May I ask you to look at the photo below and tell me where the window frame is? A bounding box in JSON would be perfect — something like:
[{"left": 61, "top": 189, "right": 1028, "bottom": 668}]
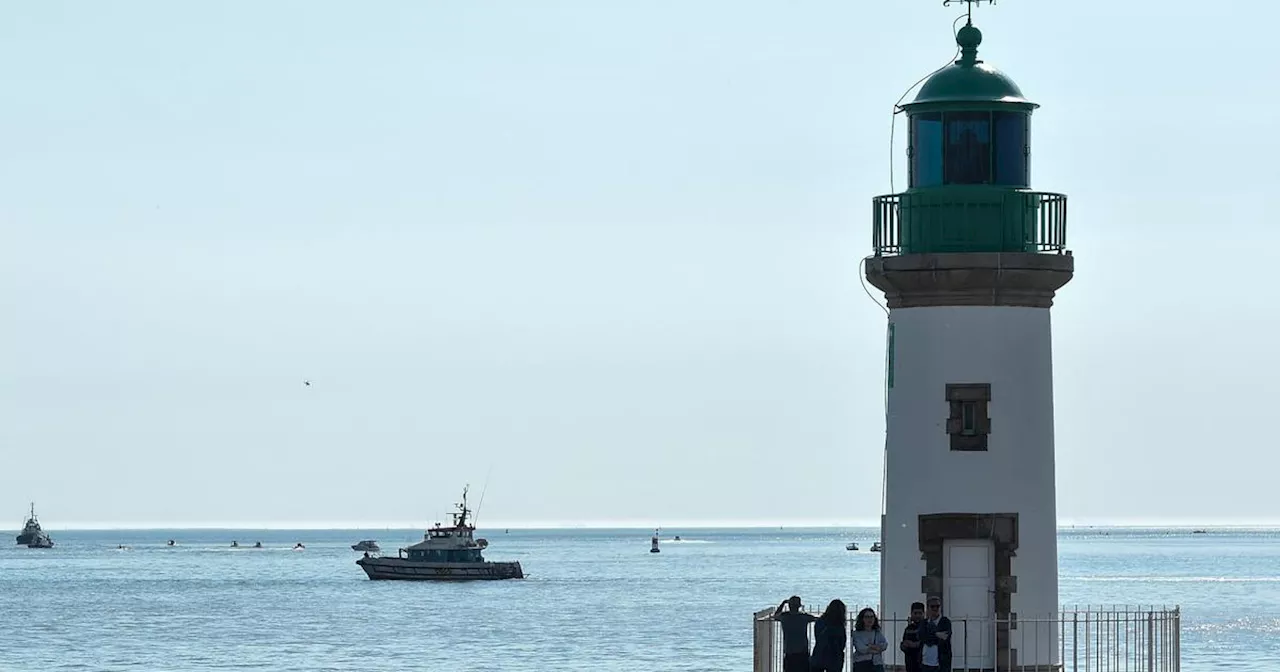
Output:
[
  {"left": 946, "top": 383, "right": 992, "bottom": 451},
  {"left": 907, "top": 110, "right": 1031, "bottom": 188}
]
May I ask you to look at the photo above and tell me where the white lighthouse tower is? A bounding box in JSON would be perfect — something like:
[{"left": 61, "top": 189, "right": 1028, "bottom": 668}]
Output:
[{"left": 866, "top": 5, "right": 1072, "bottom": 670}]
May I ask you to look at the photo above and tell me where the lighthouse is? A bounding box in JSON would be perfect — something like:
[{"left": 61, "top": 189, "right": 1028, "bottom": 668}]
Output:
[{"left": 867, "top": 5, "right": 1071, "bottom": 670}]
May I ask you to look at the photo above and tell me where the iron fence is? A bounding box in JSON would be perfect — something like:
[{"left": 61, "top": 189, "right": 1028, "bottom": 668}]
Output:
[{"left": 754, "top": 605, "right": 1179, "bottom": 672}]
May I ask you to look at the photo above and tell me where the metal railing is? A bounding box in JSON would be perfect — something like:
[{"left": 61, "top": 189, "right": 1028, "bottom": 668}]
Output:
[
  {"left": 872, "top": 190, "right": 1068, "bottom": 257},
  {"left": 754, "top": 605, "right": 1180, "bottom": 672}
]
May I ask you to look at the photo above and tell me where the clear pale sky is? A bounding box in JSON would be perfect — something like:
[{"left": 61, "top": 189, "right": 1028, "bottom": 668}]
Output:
[{"left": 3, "top": 2, "right": 1277, "bottom": 529}]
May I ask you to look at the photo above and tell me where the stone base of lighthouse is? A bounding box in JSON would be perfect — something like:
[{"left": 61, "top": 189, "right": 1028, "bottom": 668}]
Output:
[{"left": 868, "top": 252, "right": 1073, "bottom": 669}]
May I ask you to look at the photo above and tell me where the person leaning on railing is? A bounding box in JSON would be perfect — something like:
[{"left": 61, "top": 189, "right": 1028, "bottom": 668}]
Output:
[
  {"left": 850, "top": 608, "right": 889, "bottom": 672},
  {"left": 771, "top": 596, "right": 817, "bottom": 672}
]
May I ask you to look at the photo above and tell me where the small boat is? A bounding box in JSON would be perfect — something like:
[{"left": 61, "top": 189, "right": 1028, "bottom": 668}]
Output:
[
  {"left": 1191, "top": 529, "right": 1207, "bottom": 534},
  {"left": 356, "top": 485, "right": 524, "bottom": 581},
  {"left": 230, "top": 541, "right": 240, "bottom": 548},
  {"left": 15, "top": 503, "right": 43, "bottom": 546},
  {"left": 845, "top": 542, "right": 859, "bottom": 551},
  {"left": 870, "top": 542, "right": 883, "bottom": 553},
  {"left": 27, "top": 532, "right": 54, "bottom": 549},
  {"left": 293, "top": 543, "right": 306, "bottom": 551},
  {"left": 253, "top": 541, "right": 262, "bottom": 548},
  {"left": 351, "top": 540, "right": 381, "bottom": 552}
]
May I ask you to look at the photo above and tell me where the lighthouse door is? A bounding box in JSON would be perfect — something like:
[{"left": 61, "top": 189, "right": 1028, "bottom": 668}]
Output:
[{"left": 943, "top": 539, "right": 995, "bottom": 669}]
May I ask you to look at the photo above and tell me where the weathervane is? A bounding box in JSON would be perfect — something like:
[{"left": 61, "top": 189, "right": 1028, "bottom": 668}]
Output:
[{"left": 943, "top": 0, "right": 996, "bottom": 24}]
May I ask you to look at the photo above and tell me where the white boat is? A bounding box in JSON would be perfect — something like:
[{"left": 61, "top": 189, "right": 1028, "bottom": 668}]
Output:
[
  {"left": 845, "top": 542, "right": 859, "bottom": 551},
  {"left": 870, "top": 541, "right": 883, "bottom": 553}
]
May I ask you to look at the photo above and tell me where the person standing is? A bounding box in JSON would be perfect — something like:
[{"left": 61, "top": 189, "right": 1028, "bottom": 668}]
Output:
[
  {"left": 919, "top": 596, "right": 952, "bottom": 671},
  {"left": 899, "top": 602, "right": 926, "bottom": 672},
  {"left": 850, "top": 607, "right": 889, "bottom": 672},
  {"left": 809, "top": 599, "right": 848, "bottom": 672},
  {"left": 772, "top": 596, "right": 817, "bottom": 672}
]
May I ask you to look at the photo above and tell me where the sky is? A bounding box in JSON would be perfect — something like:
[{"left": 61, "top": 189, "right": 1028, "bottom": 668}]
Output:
[{"left": 3, "top": 1, "right": 1278, "bottom": 529}]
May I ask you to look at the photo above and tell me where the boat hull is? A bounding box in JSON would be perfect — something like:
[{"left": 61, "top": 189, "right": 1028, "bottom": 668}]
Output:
[
  {"left": 356, "top": 557, "right": 524, "bottom": 581},
  {"left": 16, "top": 532, "right": 38, "bottom": 545}
]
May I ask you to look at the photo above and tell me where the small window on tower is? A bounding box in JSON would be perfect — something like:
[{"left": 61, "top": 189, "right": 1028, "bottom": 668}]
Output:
[{"left": 946, "top": 383, "right": 991, "bottom": 451}]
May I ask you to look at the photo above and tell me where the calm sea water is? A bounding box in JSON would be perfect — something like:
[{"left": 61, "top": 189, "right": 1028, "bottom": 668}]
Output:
[{"left": 1, "top": 527, "right": 1276, "bottom": 671}]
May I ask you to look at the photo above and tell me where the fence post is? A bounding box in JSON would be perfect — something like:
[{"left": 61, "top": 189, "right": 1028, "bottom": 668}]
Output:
[
  {"left": 1174, "top": 609, "right": 1181, "bottom": 672},
  {"left": 753, "top": 609, "right": 774, "bottom": 672},
  {"left": 1152, "top": 609, "right": 1162, "bottom": 670},
  {"left": 1072, "top": 612, "right": 1078, "bottom": 672}
]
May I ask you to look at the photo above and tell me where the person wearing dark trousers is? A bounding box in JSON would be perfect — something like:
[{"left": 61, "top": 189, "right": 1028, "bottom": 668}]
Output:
[
  {"left": 899, "top": 602, "right": 926, "bottom": 672},
  {"left": 925, "top": 596, "right": 952, "bottom": 671},
  {"left": 809, "top": 599, "right": 848, "bottom": 672},
  {"left": 772, "top": 596, "right": 817, "bottom": 672}
]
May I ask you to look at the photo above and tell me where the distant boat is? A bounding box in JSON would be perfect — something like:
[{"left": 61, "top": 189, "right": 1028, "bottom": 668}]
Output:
[
  {"left": 356, "top": 485, "right": 524, "bottom": 581},
  {"left": 1191, "top": 529, "right": 1207, "bottom": 534},
  {"left": 15, "top": 503, "right": 43, "bottom": 546},
  {"left": 351, "top": 540, "right": 380, "bottom": 552},
  {"left": 27, "top": 532, "right": 54, "bottom": 549},
  {"left": 870, "top": 542, "right": 883, "bottom": 553},
  {"left": 845, "top": 542, "right": 859, "bottom": 551}
]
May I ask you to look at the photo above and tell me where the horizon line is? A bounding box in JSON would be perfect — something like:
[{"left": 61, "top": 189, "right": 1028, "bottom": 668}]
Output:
[{"left": 28, "top": 518, "right": 1280, "bottom": 531}]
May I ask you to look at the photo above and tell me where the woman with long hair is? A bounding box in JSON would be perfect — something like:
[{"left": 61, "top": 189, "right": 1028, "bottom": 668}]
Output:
[
  {"left": 808, "top": 599, "right": 847, "bottom": 672},
  {"left": 850, "top": 607, "right": 889, "bottom": 672}
]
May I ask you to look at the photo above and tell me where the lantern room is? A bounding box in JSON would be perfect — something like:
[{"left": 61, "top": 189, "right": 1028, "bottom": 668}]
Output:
[{"left": 872, "top": 21, "right": 1068, "bottom": 256}]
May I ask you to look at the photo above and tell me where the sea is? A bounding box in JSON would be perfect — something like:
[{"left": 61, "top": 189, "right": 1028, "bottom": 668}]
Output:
[{"left": 1, "top": 526, "right": 1275, "bottom": 671}]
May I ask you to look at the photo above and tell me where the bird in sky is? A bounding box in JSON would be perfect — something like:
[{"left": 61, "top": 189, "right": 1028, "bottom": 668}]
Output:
[{"left": 303, "top": 380, "right": 311, "bottom": 387}]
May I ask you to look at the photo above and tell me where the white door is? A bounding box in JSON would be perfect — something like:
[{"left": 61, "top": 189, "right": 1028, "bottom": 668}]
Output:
[{"left": 943, "top": 539, "right": 995, "bottom": 669}]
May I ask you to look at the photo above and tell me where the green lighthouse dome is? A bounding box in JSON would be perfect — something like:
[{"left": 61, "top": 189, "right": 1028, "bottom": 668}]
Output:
[{"left": 902, "top": 23, "right": 1037, "bottom": 110}]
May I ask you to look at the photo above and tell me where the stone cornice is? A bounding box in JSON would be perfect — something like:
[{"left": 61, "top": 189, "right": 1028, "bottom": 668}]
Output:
[{"left": 865, "top": 252, "right": 1074, "bottom": 309}]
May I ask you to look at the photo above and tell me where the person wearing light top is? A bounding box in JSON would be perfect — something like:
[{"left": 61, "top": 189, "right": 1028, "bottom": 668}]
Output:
[
  {"left": 919, "top": 596, "right": 952, "bottom": 672},
  {"left": 850, "top": 607, "right": 889, "bottom": 672}
]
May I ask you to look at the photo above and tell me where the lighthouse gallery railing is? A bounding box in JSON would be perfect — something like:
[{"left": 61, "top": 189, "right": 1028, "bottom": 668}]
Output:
[
  {"left": 872, "top": 190, "right": 1068, "bottom": 257},
  {"left": 753, "top": 606, "right": 1180, "bottom": 672}
]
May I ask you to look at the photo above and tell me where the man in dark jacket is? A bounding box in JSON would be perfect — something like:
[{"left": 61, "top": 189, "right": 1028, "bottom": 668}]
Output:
[
  {"left": 900, "top": 602, "right": 926, "bottom": 672},
  {"left": 921, "top": 596, "right": 953, "bottom": 671}
]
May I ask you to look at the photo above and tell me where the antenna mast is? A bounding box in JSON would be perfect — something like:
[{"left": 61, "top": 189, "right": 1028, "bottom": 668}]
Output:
[
  {"left": 474, "top": 466, "right": 494, "bottom": 528},
  {"left": 943, "top": 0, "right": 996, "bottom": 24}
]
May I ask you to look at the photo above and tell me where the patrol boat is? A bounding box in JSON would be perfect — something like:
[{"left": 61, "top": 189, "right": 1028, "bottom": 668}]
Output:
[
  {"left": 356, "top": 486, "right": 523, "bottom": 581},
  {"left": 15, "top": 503, "right": 43, "bottom": 546}
]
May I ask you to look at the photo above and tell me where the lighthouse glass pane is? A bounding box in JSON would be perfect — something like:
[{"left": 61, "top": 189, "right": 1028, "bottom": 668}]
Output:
[
  {"left": 911, "top": 114, "right": 943, "bottom": 187},
  {"left": 944, "top": 112, "right": 992, "bottom": 185},
  {"left": 993, "top": 112, "right": 1029, "bottom": 186}
]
